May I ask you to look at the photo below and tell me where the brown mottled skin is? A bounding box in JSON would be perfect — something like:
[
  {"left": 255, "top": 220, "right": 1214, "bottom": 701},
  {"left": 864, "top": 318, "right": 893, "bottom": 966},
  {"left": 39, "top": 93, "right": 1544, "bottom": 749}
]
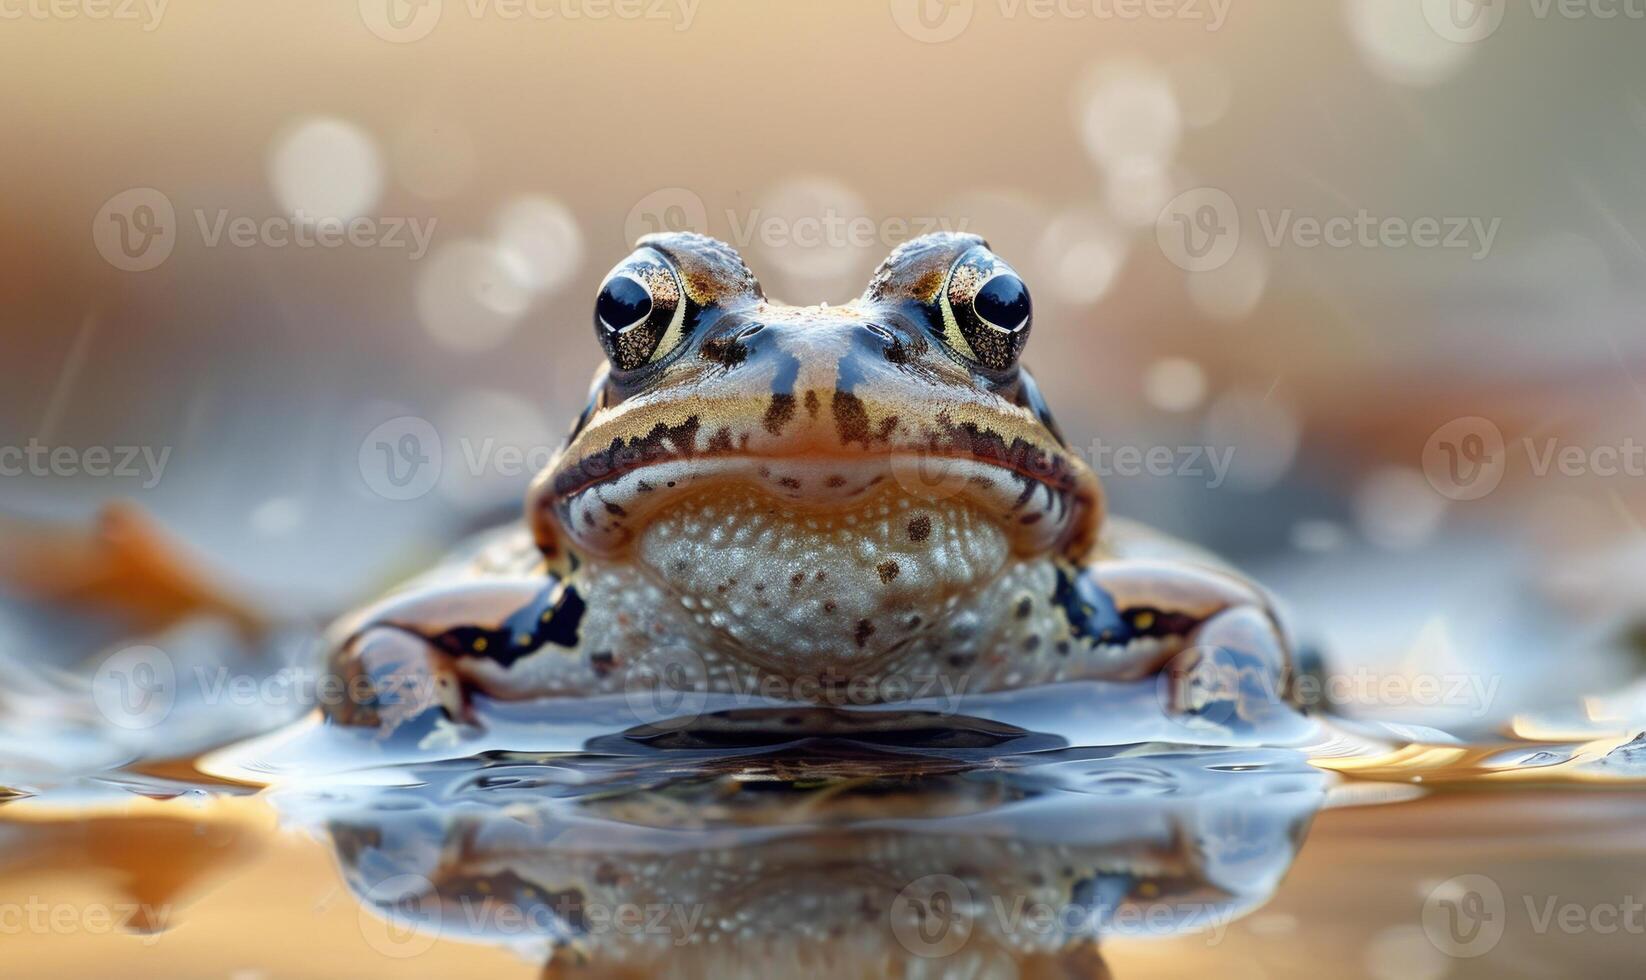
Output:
[{"left": 325, "top": 233, "right": 1292, "bottom": 735}]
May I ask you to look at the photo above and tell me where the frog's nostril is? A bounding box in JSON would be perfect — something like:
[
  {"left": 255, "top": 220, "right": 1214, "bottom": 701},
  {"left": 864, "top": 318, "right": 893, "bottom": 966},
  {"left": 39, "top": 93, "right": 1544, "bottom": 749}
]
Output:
[
  {"left": 864, "top": 323, "right": 894, "bottom": 343},
  {"left": 736, "top": 323, "right": 766, "bottom": 340}
]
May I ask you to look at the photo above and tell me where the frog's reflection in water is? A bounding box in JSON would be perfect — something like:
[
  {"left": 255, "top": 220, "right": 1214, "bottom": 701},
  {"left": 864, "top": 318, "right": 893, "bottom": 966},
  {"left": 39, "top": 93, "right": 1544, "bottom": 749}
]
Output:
[{"left": 311, "top": 732, "right": 1325, "bottom": 979}]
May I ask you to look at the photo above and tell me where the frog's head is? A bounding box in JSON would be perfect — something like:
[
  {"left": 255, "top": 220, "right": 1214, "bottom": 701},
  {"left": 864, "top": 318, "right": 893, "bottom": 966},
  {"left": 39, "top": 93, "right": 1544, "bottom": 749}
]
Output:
[{"left": 530, "top": 232, "right": 1101, "bottom": 612}]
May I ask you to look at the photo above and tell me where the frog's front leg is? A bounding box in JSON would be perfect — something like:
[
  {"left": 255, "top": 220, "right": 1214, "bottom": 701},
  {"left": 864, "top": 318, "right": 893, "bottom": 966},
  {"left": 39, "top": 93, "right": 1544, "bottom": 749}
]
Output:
[
  {"left": 1059, "top": 558, "right": 1294, "bottom": 718},
  {"left": 325, "top": 576, "right": 588, "bottom": 735}
]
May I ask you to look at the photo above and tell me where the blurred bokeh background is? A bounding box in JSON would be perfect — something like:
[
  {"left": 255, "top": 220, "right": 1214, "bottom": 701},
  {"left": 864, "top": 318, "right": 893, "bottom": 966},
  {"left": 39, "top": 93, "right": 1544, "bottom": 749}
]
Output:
[{"left": 4, "top": 0, "right": 1644, "bottom": 718}]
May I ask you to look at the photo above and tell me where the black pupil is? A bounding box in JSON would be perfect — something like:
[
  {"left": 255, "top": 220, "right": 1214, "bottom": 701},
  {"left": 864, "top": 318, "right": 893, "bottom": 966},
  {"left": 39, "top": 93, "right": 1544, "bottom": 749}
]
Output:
[
  {"left": 973, "top": 275, "right": 1030, "bottom": 332},
  {"left": 597, "top": 276, "right": 652, "bottom": 332}
]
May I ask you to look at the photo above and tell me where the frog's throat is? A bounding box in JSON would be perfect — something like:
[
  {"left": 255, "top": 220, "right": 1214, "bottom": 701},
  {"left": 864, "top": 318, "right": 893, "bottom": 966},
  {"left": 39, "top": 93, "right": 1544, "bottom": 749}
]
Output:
[{"left": 530, "top": 451, "right": 1101, "bottom": 566}]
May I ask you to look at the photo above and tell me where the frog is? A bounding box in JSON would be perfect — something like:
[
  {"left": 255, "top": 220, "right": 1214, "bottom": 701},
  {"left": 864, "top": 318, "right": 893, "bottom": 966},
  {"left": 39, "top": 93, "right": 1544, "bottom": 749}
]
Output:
[{"left": 326, "top": 232, "right": 1294, "bottom": 735}]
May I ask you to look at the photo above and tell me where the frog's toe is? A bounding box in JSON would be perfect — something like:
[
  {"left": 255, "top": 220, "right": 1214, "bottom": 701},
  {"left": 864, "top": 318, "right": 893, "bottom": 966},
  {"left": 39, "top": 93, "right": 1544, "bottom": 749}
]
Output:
[{"left": 327, "top": 626, "right": 467, "bottom": 735}]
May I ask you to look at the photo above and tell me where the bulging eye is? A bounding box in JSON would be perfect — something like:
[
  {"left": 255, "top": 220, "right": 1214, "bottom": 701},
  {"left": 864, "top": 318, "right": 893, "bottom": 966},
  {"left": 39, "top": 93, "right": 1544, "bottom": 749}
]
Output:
[
  {"left": 596, "top": 276, "right": 652, "bottom": 333},
  {"left": 938, "top": 247, "right": 1032, "bottom": 372},
  {"left": 973, "top": 274, "right": 1030, "bottom": 333},
  {"left": 592, "top": 249, "right": 686, "bottom": 372}
]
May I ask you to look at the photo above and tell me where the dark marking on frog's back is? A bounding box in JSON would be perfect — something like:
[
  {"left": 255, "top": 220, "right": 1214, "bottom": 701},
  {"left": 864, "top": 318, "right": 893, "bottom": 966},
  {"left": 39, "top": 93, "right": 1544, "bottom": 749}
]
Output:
[
  {"left": 698, "top": 334, "right": 748, "bottom": 367},
  {"left": 763, "top": 393, "right": 796, "bottom": 435},
  {"left": 832, "top": 391, "right": 871, "bottom": 446}
]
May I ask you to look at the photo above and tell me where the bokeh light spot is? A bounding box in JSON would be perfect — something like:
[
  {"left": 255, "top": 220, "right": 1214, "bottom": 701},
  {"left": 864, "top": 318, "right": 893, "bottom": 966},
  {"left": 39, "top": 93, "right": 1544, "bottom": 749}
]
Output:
[
  {"left": 416, "top": 239, "right": 532, "bottom": 352},
  {"left": 268, "top": 117, "right": 384, "bottom": 221}
]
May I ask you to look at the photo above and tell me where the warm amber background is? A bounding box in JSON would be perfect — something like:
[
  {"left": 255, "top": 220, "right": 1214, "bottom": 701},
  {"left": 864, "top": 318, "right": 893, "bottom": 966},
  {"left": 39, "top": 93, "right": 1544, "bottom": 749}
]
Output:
[{"left": 2, "top": 0, "right": 1644, "bottom": 704}]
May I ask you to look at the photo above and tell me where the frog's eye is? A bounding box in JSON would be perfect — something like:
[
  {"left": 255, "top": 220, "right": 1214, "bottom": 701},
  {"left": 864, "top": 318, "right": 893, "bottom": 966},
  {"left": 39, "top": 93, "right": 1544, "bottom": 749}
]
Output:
[
  {"left": 937, "top": 246, "right": 1032, "bottom": 372},
  {"left": 593, "top": 249, "right": 687, "bottom": 373}
]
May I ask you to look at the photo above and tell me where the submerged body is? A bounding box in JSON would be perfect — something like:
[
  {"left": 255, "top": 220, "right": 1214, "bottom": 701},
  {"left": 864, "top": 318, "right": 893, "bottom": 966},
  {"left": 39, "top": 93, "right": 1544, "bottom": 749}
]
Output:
[{"left": 328, "top": 232, "right": 1291, "bottom": 732}]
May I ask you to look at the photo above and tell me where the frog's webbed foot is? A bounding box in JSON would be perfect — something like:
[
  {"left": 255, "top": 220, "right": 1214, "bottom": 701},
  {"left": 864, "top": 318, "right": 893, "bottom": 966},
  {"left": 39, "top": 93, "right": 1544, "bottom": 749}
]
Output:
[{"left": 1065, "top": 559, "right": 1294, "bottom": 725}]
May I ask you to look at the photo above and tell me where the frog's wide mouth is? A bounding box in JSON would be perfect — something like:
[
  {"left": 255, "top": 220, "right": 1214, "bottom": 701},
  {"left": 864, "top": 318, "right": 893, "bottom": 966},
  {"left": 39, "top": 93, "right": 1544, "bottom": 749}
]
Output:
[{"left": 540, "top": 451, "right": 1097, "bottom": 560}]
